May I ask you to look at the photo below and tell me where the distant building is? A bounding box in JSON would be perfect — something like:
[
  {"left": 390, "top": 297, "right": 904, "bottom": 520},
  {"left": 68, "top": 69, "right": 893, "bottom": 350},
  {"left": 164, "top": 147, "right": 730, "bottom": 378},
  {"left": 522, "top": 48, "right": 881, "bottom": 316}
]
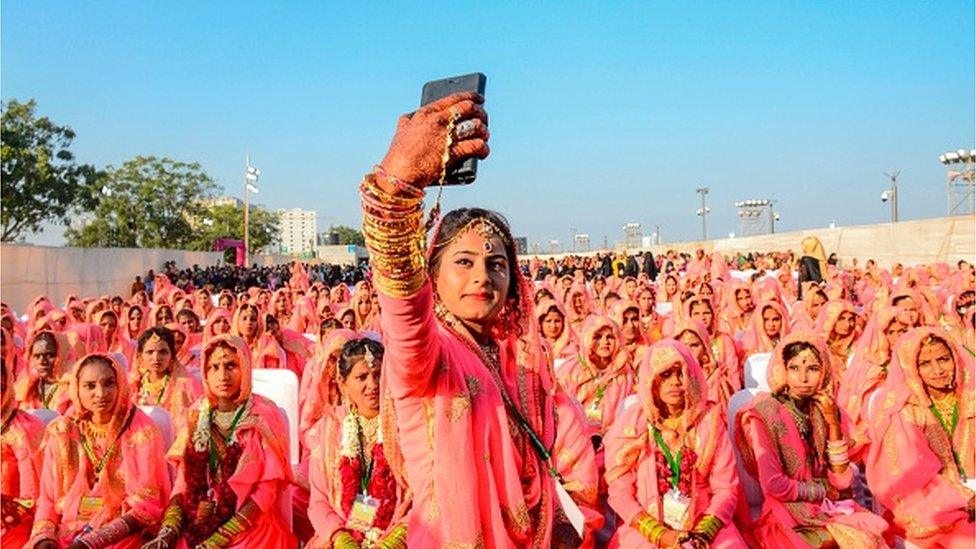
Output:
[
  {"left": 278, "top": 208, "right": 317, "bottom": 255},
  {"left": 203, "top": 196, "right": 244, "bottom": 209}
]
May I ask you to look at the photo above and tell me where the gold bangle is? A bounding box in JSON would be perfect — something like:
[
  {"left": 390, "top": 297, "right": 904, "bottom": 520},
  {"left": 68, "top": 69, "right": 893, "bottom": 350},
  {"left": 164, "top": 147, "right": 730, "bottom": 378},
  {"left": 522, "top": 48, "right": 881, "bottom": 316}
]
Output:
[{"left": 333, "top": 530, "right": 359, "bottom": 549}]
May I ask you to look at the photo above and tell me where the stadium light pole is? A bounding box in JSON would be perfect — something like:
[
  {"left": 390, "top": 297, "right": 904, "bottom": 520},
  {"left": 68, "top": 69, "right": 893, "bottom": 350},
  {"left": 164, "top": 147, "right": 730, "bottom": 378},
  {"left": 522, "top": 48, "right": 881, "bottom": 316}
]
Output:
[
  {"left": 243, "top": 155, "right": 260, "bottom": 266},
  {"left": 696, "top": 187, "right": 709, "bottom": 240}
]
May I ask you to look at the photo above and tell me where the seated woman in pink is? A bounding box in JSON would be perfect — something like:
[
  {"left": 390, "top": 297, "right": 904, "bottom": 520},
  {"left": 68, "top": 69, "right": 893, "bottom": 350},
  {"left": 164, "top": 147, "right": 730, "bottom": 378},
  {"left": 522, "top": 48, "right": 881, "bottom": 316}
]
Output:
[
  {"left": 127, "top": 327, "right": 202, "bottom": 430},
  {"left": 837, "top": 306, "right": 906, "bottom": 453},
  {"left": 359, "top": 93, "right": 600, "bottom": 547},
  {"left": 682, "top": 294, "right": 742, "bottom": 389},
  {"left": 739, "top": 298, "right": 789, "bottom": 359},
  {"left": 865, "top": 328, "right": 975, "bottom": 546},
  {"left": 16, "top": 330, "right": 72, "bottom": 412},
  {"left": 29, "top": 353, "right": 170, "bottom": 548},
  {"left": 534, "top": 298, "right": 580, "bottom": 369},
  {"left": 307, "top": 338, "right": 409, "bottom": 548},
  {"left": 94, "top": 310, "right": 135, "bottom": 366},
  {"left": 558, "top": 315, "right": 634, "bottom": 437},
  {"left": 814, "top": 299, "right": 858, "bottom": 379},
  {"left": 672, "top": 319, "right": 736, "bottom": 410},
  {"left": 1, "top": 357, "right": 45, "bottom": 548},
  {"left": 605, "top": 339, "right": 746, "bottom": 548},
  {"left": 121, "top": 305, "right": 147, "bottom": 343},
  {"left": 202, "top": 309, "right": 231, "bottom": 345},
  {"left": 610, "top": 300, "right": 649, "bottom": 367},
  {"left": 735, "top": 331, "right": 888, "bottom": 548},
  {"left": 143, "top": 335, "right": 295, "bottom": 548}
]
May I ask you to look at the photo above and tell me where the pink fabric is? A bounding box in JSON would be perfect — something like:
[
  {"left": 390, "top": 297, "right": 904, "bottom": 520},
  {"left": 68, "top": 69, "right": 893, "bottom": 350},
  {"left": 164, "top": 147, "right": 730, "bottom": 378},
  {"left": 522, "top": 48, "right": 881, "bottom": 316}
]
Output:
[
  {"left": 604, "top": 339, "right": 746, "bottom": 547},
  {"left": 379, "top": 281, "right": 562, "bottom": 547},
  {"left": 865, "top": 327, "right": 975, "bottom": 546},
  {"left": 29, "top": 353, "right": 171, "bottom": 547},
  {"left": 1, "top": 408, "right": 45, "bottom": 548},
  {"left": 558, "top": 315, "right": 634, "bottom": 436},
  {"left": 735, "top": 333, "right": 888, "bottom": 548}
]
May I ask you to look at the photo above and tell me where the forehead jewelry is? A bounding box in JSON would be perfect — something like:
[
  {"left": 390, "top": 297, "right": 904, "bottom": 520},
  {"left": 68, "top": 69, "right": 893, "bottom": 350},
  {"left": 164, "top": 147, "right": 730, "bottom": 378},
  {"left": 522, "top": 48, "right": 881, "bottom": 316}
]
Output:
[
  {"left": 476, "top": 218, "right": 497, "bottom": 253},
  {"left": 148, "top": 332, "right": 163, "bottom": 344},
  {"left": 795, "top": 347, "right": 819, "bottom": 363},
  {"left": 364, "top": 345, "right": 377, "bottom": 370},
  {"left": 210, "top": 345, "right": 234, "bottom": 362}
]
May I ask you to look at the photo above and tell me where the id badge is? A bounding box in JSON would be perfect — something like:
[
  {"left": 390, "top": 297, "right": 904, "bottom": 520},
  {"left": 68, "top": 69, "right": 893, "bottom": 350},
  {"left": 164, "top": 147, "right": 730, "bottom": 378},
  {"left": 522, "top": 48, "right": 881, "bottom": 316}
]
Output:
[
  {"left": 345, "top": 493, "right": 380, "bottom": 533},
  {"left": 78, "top": 496, "right": 104, "bottom": 521},
  {"left": 662, "top": 488, "right": 691, "bottom": 530}
]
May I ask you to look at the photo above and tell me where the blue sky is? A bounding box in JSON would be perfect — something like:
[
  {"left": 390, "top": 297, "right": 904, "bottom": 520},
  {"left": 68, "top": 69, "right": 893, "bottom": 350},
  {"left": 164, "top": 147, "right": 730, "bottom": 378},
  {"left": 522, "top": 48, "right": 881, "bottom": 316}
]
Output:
[{"left": 3, "top": 1, "right": 973, "bottom": 248}]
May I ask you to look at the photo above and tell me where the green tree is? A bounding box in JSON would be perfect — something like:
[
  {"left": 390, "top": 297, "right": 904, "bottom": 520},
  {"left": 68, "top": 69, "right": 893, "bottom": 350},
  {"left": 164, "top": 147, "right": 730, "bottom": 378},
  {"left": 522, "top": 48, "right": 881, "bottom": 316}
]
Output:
[
  {"left": 331, "top": 225, "right": 365, "bottom": 246},
  {"left": 65, "top": 156, "right": 217, "bottom": 248},
  {"left": 1, "top": 99, "right": 100, "bottom": 241},
  {"left": 191, "top": 202, "right": 280, "bottom": 251}
]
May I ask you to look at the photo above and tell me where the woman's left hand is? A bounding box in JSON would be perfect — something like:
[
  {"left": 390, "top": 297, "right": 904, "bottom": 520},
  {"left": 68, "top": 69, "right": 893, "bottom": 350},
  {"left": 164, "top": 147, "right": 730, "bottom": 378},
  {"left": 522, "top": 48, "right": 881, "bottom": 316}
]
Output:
[{"left": 812, "top": 391, "right": 839, "bottom": 426}]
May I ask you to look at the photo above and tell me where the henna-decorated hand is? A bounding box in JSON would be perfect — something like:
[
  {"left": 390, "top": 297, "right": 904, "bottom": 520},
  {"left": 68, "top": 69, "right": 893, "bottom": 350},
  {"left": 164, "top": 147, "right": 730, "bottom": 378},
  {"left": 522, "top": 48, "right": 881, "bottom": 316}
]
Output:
[{"left": 378, "top": 92, "right": 489, "bottom": 188}]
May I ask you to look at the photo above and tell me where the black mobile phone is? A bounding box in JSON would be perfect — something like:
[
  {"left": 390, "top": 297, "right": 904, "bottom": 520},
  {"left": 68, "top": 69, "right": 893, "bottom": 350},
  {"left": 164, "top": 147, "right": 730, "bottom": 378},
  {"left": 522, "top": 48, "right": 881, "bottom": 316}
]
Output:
[{"left": 421, "top": 72, "right": 487, "bottom": 185}]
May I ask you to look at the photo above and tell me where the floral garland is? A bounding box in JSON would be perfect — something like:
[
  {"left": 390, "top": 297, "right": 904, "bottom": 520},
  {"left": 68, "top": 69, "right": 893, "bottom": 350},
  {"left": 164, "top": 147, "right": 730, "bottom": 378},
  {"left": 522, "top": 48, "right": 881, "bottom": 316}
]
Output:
[
  {"left": 337, "top": 412, "right": 397, "bottom": 538},
  {"left": 655, "top": 443, "right": 697, "bottom": 496},
  {"left": 182, "top": 399, "right": 250, "bottom": 546}
]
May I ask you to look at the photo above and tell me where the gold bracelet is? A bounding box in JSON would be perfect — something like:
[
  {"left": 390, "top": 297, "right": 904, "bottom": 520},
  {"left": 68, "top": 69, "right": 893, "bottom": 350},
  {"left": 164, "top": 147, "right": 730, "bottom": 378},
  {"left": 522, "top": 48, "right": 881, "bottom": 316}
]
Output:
[
  {"left": 162, "top": 504, "right": 184, "bottom": 530},
  {"left": 380, "top": 524, "right": 408, "bottom": 549},
  {"left": 692, "top": 514, "right": 723, "bottom": 541},
  {"left": 333, "top": 530, "right": 360, "bottom": 549}
]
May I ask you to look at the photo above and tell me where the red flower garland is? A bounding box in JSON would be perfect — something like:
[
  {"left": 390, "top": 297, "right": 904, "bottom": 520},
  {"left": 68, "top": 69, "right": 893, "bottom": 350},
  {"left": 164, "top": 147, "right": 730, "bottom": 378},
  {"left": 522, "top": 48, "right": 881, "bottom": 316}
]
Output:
[
  {"left": 337, "top": 442, "right": 398, "bottom": 537},
  {"left": 655, "top": 444, "right": 697, "bottom": 496},
  {"left": 182, "top": 440, "right": 243, "bottom": 546}
]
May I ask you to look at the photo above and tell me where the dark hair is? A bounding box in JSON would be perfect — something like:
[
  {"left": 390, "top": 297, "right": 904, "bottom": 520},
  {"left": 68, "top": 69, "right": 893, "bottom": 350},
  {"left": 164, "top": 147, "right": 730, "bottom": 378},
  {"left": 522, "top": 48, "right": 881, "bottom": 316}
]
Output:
[
  {"left": 265, "top": 314, "right": 279, "bottom": 329},
  {"left": 428, "top": 208, "right": 522, "bottom": 336},
  {"left": 892, "top": 295, "right": 913, "bottom": 307},
  {"left": 338, "top": 338, "right": 384, "bottom": 379},
  {"left": 176, "top": 308, "right": 199, "bottom": 321},
  {"left": 783, "top": 341, "right": 821, "bottom": 364},
  {"left": 137, "top": 326, "right": 176, "bottom": 355},
  {"left": 320, "top": 318, "right": 341, "bottom": 331},
  {"left": 78, "top": 354, "right": 114, "bottom": 375},
  {"left": 31, "top": 331, "right": 58, "bottom": 353}
]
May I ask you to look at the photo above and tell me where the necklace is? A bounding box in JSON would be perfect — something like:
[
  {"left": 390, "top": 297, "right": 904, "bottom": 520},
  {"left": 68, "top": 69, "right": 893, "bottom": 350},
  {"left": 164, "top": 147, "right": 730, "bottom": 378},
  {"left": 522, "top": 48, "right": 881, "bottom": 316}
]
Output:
[
  {"left": 139, "top": 373, "right": 170, "bottom": 404},
  {"left": 357, "top": 414, "right": 380, "bottom": 448},
  {"left": 213, "top": 407, "right": 242, "bottom": 432},
  {"left": 783, "top": 397, "right": 812, "bottom": 438},
  {"left": 83, "top": 419, "right": 111, "bottom": 439},
  {"left": 931, "top": 392, "right": 958, "bottom": 435}
]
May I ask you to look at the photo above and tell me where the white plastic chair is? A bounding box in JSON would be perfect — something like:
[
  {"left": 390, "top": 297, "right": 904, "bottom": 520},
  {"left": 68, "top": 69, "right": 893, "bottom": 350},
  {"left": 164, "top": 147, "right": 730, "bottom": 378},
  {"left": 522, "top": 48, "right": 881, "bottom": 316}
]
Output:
[
  {"left": 655, "top": 302, "right": 673, "bottom": 316},
  {"left": 727, "top": 388, "right": 764, "bottom": 521},
  {"left": 28, "top": 408, "right": 59, "bottom": 426},
  {"left": 251, "top": 368, "right": 300, "bottom": 528},
  {"left": 137, "top": 405, "right": 175, "bottom": 451},
  {"left": 743, "top": 353, "right": 772, "bottom": 391}
]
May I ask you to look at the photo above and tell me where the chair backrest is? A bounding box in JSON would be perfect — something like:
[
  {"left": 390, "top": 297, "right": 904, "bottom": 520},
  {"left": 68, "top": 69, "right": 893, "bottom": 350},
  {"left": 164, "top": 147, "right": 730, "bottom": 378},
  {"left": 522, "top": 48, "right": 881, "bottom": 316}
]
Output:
[
  {"left": 743, "top": 353, "right": 772, "bottom": 391},
  {"left": 618, "top": 394, "right": 640, "bottom": 416},
  {"left": 726, "top": 388, "right": 764, "bottom": 520},
  {"left": 655, "top": 302, "right": 673, "bottom": 316},
  {"left": 251, "top": 368, "right": 300, "bottom": 467},
  {"left": 137, "top": 405, "right": 175, "bottom": 450},
  {"left": 28, "top": 408, "right": 59, "bottom": 427},
  {"left": 250, "top": 369, "right": 298, "bottom": 529}
]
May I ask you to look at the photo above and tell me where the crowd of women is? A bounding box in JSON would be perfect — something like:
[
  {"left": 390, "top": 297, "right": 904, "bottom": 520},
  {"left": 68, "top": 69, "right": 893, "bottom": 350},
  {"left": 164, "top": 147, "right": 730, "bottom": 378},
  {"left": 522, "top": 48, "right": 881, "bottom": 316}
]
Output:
[{"left": 2, "top": 91, "right": 975, "bottom": 548}]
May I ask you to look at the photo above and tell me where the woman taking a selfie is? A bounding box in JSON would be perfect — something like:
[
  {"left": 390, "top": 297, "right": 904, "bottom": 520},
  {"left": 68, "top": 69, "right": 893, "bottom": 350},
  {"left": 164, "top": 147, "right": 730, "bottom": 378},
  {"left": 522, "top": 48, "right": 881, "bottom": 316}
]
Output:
[
  {"left": 29, "top": 353, "right": 170, "bottom": 549},
  {"left": 361, "top": 91, "right": 597, "bottom": 547}
]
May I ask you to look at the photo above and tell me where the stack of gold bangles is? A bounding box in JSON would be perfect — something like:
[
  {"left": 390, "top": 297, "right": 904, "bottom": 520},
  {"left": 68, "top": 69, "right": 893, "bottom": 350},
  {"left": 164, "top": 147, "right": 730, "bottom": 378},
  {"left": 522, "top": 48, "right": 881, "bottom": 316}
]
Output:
[
  {"left": 692, "top": 514, "right": 723, "bottom": 542},
  {"left": 333, "top": 530, "right": 360, "bottom": 549},
  {"left": 634, "top": 512, "right": 668, "bottom": 545},
  {"left": 826, "top": 440, "right": 849, "bottom": 468},
  {"left": 360, "top": 169, "right": 427, "bottom": 297},
  {"left": 379, "top": 523, "right": 408, "bottom": 549}
]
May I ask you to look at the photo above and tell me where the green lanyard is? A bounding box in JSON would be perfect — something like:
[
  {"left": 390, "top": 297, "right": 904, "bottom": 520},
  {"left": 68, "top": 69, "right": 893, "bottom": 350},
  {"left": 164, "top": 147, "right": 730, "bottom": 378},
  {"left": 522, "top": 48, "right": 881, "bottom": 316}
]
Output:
[
  {"left": 208, "top": 404, "right": 247, "bottom": 478},
  {"left": 931, "top": 403, "right": 966, "bottom": 478},
  {"left": 651, "top": 426, "right": 683, "bottom": 489},
  {"left": 79, "top": 408, "right": 135, "bottom": 476},
  {"left": 357, "top": 418, "right": 375, "bottom": 493}
]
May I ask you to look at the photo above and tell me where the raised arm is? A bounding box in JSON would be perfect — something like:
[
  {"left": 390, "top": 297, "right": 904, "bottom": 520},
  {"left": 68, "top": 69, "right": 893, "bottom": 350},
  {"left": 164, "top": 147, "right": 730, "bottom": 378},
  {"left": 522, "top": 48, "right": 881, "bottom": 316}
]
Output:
[{"left": 361, "top": 91, "right": 488, "bottom": 398}]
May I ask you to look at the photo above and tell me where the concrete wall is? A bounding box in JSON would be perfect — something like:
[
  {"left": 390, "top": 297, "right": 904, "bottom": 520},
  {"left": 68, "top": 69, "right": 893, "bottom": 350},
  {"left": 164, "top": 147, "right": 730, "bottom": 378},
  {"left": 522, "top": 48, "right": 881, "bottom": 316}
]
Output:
[
  {"left": 531, "top": 215, "right": 975, "bottom": 269},
  {"left": 1, "top": 245, "right": 225, "bottom": 313}
]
